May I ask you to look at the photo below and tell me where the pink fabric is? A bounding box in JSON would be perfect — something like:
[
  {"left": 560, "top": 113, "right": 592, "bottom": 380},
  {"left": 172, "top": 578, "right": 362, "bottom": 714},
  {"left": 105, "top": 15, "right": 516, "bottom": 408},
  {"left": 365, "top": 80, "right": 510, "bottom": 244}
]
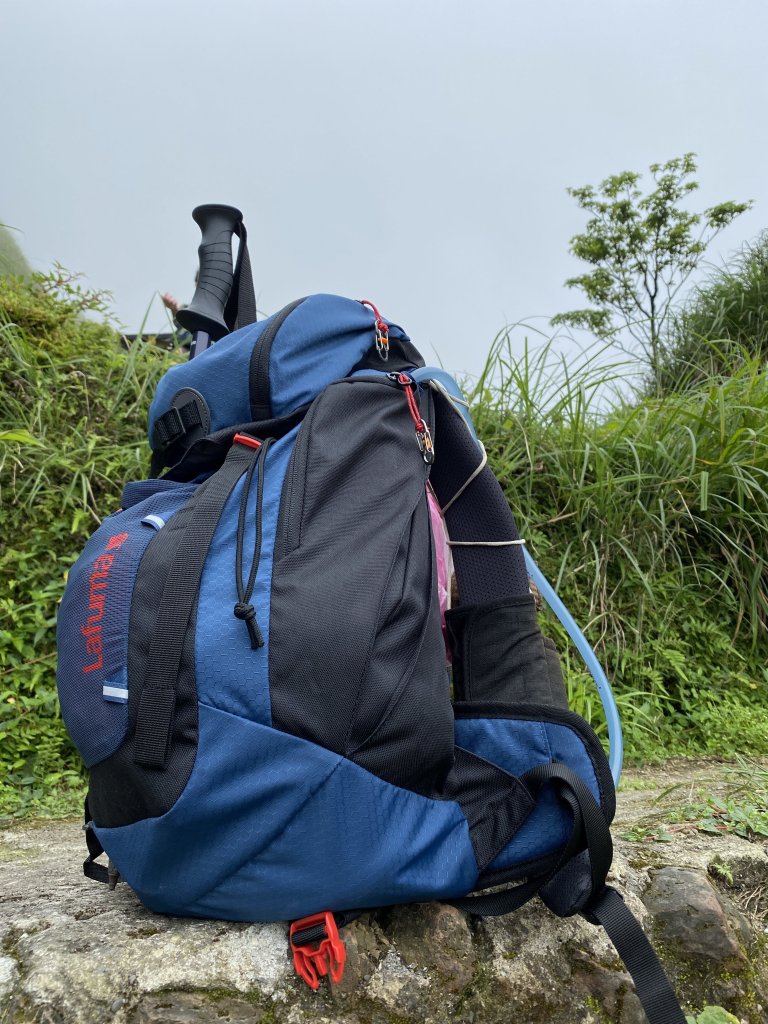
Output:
[{"left": 427, "top": 488, "right": 453, "bottom": 664}]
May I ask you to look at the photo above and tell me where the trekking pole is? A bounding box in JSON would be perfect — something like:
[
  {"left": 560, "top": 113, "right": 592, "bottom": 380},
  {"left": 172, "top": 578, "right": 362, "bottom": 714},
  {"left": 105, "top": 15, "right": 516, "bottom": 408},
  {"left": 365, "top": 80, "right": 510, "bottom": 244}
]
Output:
[{"left": 176, "top": 204, "right": 244, "bottom": 359}]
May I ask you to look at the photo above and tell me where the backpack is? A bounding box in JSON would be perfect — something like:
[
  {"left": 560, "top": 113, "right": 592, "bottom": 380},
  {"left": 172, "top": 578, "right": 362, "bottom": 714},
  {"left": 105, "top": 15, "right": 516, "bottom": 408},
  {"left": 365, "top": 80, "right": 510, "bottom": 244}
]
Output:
[{"left": 56, "top": 208, "right": 685, "bottom": 1024}]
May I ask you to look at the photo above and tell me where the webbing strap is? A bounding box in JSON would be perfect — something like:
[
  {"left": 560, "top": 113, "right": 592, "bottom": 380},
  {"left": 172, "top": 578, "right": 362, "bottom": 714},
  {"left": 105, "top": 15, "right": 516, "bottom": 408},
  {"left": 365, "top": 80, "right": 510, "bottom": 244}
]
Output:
[
  {"left": 133, "top": 443, "right": 259, "bottom": 768},
  {"left": 224, "top": 219, "right": 257, "bottom": 332},
  {"left": 586, "top": 887, "right": 687, "bottom": 1024},
  {"left": 82, "top": 797, "right": 109, "bottom": 884},
  {"left": 450, "top": 761, "right": 606, "bottom": 916}
]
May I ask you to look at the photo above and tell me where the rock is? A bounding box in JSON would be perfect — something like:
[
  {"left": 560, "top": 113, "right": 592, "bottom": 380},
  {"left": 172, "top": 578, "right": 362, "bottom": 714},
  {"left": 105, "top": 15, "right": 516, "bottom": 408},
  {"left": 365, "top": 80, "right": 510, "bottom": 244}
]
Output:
[
  {"left": 386, "top": 902, "right": 476, "bottom": 992},
  {"left": 0, "top": 954, "right": 19, "bottom": 1003},
  {"left": 644, "top": 867, "right": 750, "bottom": 964},
  {"left": 644, "top": 866, "right": 767, "bottom": 1020},
  {"left": 132, "top": 991, "right": 266, "bottom": 1024},
  {"left": 2, "top": 764, "right": 768, "bottom": 1024}
]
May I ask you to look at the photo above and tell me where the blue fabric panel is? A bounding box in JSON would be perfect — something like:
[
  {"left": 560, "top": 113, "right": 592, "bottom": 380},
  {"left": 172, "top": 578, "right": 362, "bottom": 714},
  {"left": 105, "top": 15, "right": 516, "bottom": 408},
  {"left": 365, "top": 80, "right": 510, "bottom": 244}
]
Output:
[
  {"left": 193, "top": 427, "right": 298, "bottom": 726},
  {"left": 56, "top": 483, "right": 197, "bottom": 767},
  {"left": 96, "top": 703, "right": 478, "bottom": 922},
  {"left": 268, "top": 295, "right": 408, "bottom": 417},
  {"left": 453, "top": 718, "right": 601, "bottom": 871},
  {"left": 148, "top": 319, "right": 267, "bottom": 441}
]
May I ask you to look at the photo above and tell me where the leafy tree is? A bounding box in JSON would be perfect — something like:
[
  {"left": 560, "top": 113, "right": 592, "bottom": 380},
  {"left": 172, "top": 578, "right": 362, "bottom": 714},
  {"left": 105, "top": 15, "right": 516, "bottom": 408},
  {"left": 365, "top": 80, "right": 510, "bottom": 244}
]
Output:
[{"left": 551, "top": 154, "right": 751, "bottom": 387}]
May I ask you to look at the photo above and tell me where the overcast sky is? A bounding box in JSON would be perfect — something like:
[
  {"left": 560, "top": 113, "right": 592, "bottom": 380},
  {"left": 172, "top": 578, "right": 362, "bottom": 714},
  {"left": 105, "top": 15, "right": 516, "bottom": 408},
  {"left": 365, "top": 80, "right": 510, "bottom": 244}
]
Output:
[{"left": 2, "top": 0, "right": 767, "bottom": 379}]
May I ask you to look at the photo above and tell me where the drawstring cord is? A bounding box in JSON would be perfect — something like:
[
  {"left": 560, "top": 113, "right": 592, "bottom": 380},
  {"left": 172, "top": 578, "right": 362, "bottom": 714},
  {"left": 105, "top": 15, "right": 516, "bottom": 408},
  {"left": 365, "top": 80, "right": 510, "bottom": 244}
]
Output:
[{"left": 234, "top": 437, "right": 273, "bottom": 648}]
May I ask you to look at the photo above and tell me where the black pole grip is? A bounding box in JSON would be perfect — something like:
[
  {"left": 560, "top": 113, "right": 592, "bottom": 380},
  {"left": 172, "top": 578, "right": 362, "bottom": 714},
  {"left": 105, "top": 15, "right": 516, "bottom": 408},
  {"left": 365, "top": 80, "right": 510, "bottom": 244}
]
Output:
[{"left": 176, "top": 204, "right": 243, "bottom": 342}]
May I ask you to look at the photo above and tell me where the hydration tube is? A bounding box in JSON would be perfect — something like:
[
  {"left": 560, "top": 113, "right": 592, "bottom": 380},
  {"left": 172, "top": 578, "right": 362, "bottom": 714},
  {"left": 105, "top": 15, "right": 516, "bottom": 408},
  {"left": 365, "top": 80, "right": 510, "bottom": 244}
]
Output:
[{"left": 413, "top": 367, "right": 623, "bottom": 785}]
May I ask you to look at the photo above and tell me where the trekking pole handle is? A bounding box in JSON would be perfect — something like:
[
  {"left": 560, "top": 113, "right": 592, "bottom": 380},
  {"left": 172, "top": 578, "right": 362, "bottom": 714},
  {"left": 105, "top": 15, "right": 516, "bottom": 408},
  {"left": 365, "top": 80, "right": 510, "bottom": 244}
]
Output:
[{"left": 176, "top": 204, "right": 243, "bottom": 344}]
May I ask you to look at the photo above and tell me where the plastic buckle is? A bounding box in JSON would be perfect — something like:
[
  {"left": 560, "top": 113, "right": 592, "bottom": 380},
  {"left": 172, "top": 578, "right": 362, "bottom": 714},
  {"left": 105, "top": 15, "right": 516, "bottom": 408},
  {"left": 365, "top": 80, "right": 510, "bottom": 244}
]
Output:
[{"left": 289, "top": 911, "right": 347, "bottom": 991}]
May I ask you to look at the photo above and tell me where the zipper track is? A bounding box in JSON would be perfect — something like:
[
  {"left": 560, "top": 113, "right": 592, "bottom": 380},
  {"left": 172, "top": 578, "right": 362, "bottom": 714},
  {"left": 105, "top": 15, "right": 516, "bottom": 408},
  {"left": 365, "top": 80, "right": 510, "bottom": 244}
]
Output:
[{"left": 249, "top": 297, "right": 308, "bottom": 421}]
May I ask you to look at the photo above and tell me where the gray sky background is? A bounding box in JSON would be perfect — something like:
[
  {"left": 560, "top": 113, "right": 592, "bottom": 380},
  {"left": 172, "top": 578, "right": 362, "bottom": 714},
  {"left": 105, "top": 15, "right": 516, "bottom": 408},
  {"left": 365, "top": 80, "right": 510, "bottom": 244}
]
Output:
[{"left": 2, "top": 0, "right": 767, "bottom": 379}]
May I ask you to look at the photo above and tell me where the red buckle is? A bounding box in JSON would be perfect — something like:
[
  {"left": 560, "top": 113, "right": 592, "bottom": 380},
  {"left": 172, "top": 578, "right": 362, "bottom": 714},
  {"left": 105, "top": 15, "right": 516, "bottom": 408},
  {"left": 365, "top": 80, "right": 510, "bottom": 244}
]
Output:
[
  {"left": 289, "top": 911, "right": 346, "bottom": 991},
  {"left": 232, "top": 433, "right": 262, "bottom": 450}
]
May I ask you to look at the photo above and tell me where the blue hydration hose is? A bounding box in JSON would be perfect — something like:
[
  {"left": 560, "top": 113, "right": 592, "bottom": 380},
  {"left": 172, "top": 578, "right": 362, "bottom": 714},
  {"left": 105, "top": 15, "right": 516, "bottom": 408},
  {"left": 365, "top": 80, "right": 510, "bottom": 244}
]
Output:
[{"left": 414, "top": 367, "right": 623, "bottom": 785}]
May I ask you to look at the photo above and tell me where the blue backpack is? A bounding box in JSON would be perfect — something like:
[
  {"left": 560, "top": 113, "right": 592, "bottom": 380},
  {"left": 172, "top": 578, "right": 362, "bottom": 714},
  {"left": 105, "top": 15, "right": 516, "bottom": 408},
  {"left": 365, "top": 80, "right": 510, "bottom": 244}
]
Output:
[{"left": 56, "top": 210, "right": 685, "bottom": 1024}]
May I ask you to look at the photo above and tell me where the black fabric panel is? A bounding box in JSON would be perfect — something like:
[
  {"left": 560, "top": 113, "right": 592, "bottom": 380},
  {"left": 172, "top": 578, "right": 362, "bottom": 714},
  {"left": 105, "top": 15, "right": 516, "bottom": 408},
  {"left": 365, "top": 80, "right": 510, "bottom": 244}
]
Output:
[
  {"left": 442, "top": 747, "right": 535, "bottom": 871},
  {"left": 270, "top": 378, "right": 455, "bottom": 796},
  {"left": 446, "top": 596, "right": 568, "bottom": 707},
  {"left": 542, "top": 636, "right": 569, "bottom": 708},
  {"left": 429, "top": 396, "right": 529, "bottom": 604},
  {"left": 349, "top": 335, "right": 426, "bottom": 374}
]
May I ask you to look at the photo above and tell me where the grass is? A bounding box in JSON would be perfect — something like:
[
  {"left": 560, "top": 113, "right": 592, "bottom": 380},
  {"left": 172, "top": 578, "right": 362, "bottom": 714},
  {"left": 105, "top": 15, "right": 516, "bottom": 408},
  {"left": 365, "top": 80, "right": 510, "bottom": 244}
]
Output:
[
  {"left": 467, "top": 327, "right": 768, "bottom": 759},
  {"left": 1, "top": 265, "right": 767, "bottom": 816}
]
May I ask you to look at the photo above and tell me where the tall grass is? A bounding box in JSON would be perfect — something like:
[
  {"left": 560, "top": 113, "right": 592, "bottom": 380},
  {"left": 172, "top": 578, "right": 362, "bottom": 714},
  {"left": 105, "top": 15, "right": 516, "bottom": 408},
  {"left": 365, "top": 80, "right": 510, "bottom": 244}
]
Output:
[
  {"left": 469, "top": 329, "right": 768, "bottom": 756},
  {"left": 661, "top": 233, "right": 768, "bottom": 390},
  {"left": 0, "top": 272, "right": 176, "bottom": 817}
]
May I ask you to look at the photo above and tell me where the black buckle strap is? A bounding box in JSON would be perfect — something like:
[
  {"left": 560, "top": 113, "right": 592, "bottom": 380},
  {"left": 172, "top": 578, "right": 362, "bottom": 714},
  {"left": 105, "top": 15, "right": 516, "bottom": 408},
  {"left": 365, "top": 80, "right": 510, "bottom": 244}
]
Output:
[
  {"left": 585, "top": 886, "right": 687, "bottom": 1024},
  {"left": 153, "top": 400, "right": 204, "bottom": 450}
]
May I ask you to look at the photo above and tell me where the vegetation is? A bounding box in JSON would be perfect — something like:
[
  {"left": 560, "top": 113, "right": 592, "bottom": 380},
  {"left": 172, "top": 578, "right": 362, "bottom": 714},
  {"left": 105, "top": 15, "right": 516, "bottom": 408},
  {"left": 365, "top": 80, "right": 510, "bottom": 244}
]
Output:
[
  {"left": 551, "top": 154, "right": 750, "bottom": 389},
  {"left": 0, "top": 270, "right": 175, "bottom": 818},
  {"left": 0, "top": 223, "right": 31, "bottom": 278},
  {"left": 1, "top": 202, "right": 767, "bottom": 815},
  {"left": 660, "top": 233, "right": 768, "bottom": 391}
]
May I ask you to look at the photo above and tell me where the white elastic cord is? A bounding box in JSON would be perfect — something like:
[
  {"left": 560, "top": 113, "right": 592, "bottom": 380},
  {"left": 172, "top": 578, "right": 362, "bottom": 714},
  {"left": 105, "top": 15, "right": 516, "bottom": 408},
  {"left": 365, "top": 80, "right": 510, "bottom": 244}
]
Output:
[
  {"left": 447, "top": 538, "right": 527, "bottom": 547},
  {"left": 428, "top": 378, "right": 470, "bottom": 409},
  {"left": 440, "top": 443, "right": 488, "bottom": 514}
]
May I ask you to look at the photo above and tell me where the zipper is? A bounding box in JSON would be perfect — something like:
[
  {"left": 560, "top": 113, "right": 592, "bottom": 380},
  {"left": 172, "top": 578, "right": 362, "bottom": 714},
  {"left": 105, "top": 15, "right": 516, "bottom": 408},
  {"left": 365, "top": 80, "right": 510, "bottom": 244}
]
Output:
[
  {"left": 249, "top": 297, "right": 308, "bottom": 421},
  {"left": 388, "top": 372, "right": 435, "bottom": 463}
]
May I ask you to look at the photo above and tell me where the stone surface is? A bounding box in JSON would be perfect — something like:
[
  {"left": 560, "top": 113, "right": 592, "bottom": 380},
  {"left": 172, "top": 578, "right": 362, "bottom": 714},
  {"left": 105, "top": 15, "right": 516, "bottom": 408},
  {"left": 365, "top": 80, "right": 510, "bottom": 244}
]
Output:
[
  {"left": 1, "top": 762, "right": 767, "bottom": 1024},
  {"left": 644, "top": 867, "right": 751, "bottom": 964}
]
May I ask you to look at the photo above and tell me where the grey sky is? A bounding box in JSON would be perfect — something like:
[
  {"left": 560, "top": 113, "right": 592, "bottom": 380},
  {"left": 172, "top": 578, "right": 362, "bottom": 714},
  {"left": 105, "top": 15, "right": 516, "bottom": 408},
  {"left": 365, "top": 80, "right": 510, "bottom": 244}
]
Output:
[{"left": 2, "top": 0, "right": 767, "bottom": 379}]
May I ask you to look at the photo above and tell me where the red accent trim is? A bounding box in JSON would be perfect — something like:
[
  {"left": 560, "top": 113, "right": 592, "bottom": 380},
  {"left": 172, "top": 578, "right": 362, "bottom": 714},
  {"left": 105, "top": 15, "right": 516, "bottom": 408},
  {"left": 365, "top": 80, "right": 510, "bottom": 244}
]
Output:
[
  {"left": 398, "top": 374, "right": 426, "bottom": 432},
  {"left": 289, "top": 912, "right": 347, "bottom": 991},
  {"left": 359, "top": 299, "right": 389, "bottom": 337},
  {"left": 232, "top": 433, "right": 262, "bottom": 450}
]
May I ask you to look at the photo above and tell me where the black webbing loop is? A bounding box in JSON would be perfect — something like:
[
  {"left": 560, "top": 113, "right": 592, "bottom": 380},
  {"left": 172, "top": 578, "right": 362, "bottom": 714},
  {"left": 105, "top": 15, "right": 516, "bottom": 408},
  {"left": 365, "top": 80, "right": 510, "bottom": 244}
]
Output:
[
  {"left": 133, "top": 443, "right": 260, "bottom": 768},
  {"left": 224, "top": 220, "right": 257, "bottom": 332},
  {"left": 153, "top": 400, "right": 203, "bottom": 450},
  {"left": 83, "top": 797, "right": 109, "bottom": 884},
  {"left": 449, "top": 760, "right": 606, "bottom": 916},
  {"left": 585, "top": 887, "right": 687, "bottom": 1024}
]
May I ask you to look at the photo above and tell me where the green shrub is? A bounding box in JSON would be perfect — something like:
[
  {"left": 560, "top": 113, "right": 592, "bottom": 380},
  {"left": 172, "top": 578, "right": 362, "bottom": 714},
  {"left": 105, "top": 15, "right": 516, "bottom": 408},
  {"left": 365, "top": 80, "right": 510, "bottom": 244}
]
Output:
[
  {"left": 2, "top": 270, "right": 767, "bottom": 819},
  {"left": 0, "top": 272, "right": 176, "bottom": 817},
  {"left": 661, "top": 233, "right": 768, "bottom": 391},
  {"left": 469, "top": 331, "right": 768, "bottom": 758}
]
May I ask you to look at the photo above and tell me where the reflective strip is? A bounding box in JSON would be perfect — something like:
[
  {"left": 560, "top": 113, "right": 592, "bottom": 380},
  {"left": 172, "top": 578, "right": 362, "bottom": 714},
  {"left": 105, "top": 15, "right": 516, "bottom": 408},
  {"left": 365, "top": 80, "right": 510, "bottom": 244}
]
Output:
[
  {"left": 103, "top": 685, "right": 129, "bottom": 703},
  {"left": 141, "top": 515, "right": 166, "bottom": 531}
]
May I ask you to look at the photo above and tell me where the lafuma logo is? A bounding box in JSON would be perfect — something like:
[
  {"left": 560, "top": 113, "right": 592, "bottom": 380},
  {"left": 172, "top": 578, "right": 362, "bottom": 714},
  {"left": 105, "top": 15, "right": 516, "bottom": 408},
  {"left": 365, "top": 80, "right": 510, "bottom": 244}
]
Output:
[{"left": 81, "top": 532, "right": 129, "bottom": 674}]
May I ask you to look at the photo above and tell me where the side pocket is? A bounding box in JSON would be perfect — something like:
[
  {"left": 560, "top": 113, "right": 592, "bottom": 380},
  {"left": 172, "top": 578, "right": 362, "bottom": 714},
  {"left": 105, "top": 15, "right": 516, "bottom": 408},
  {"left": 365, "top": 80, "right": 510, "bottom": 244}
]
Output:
[
  {"left": 446, "top": 597, "right": 569, "bottom": 707},
  {"left": 453, "top": 702, "right": 615, "bottom": 877},
  {"left": 56, "top": 482, "right": 196, "bottom": 767}
]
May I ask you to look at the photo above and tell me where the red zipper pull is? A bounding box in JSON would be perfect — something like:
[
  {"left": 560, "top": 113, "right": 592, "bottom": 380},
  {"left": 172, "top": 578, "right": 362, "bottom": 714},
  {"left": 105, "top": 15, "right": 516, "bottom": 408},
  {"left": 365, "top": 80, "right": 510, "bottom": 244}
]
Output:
[
  {"left": 391, "top": 373, "right": 435, "bottom": 463},
  {"left": 359, "top": 299, "right": 390, "bottom": 360}
]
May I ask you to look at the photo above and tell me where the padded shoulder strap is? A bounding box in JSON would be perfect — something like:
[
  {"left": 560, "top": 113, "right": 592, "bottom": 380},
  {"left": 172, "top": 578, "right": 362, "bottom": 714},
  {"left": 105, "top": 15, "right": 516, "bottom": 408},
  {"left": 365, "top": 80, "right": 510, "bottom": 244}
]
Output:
[{"left": 427, "top": 387, "right": 530, "bottom": 604}]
